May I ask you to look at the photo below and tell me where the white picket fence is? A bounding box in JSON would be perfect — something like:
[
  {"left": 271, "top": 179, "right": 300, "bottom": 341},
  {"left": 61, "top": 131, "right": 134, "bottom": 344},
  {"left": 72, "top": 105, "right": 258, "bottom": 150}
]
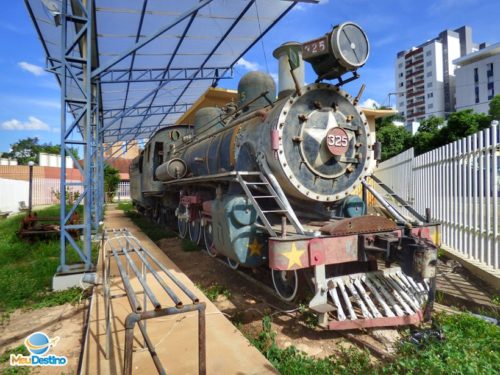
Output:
[
  {"left": 375, "top": 122, "right": 499, "bottom": 270},
  {"left": 116, "top": 181, "right": 130, "bottom": 201}
]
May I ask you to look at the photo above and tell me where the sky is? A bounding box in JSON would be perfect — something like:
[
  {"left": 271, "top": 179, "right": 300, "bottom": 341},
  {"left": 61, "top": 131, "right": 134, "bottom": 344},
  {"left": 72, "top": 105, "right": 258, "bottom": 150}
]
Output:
[{"left": 0, "top": 0, "right": 498, "bottom": 153}]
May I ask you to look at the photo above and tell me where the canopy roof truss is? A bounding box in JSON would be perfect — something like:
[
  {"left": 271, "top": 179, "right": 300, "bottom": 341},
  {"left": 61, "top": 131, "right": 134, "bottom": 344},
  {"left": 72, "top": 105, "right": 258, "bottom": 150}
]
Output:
[{"left": 25, "top": 0, "right": 314, "bottom": 273}]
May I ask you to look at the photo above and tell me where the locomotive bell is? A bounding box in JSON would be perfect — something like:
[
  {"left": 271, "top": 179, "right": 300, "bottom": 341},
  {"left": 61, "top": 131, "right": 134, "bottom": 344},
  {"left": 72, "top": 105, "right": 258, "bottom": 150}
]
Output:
[{"left": 302, "top": 22, "right": 369, "bottom": 81}]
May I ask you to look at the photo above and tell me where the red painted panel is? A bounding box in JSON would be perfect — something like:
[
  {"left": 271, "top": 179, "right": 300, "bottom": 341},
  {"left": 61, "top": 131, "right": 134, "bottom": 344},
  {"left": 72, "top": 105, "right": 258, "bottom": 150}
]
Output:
[
  {"left": 181, "top": 195, "right": 202, "bottom": 205},
  {"left": 309, "top": 236, "right": 359, "bottom": 265}
]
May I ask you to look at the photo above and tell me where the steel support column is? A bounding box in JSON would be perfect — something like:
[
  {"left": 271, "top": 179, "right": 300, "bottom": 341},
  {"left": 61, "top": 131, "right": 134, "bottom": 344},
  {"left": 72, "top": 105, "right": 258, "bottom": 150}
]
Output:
[{"left": 57, "top": 0, "right": 96, "bottom": 272}]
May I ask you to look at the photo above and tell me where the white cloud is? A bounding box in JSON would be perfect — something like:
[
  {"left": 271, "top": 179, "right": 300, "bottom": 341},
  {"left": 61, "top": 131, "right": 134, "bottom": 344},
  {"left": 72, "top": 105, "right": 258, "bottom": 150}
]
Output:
[
  {"left": 360, "top": 98, "right": 380, "bottom": 109},
  {"left": 18, "top": 61, "right": 46, "bottom": 76},
  {"left": 270, "top": 72, "right": 279, "bottom": 83},
  {"left": 235, "top": 57, "right": 260, "bottom": 71},
  {"left": 1, "top": 116, "right": 51, "bottom": 131},
  {"left": 293, "top": 0, "right": 329, "bottom": 11}
]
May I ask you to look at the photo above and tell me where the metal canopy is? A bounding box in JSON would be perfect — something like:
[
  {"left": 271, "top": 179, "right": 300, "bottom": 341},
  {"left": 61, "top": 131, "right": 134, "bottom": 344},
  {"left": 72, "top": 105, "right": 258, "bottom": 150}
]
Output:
[
  {"left": 27, "top": 0, "right": 303, "bottom": 143},
  {"left": 24, "top": 0, "right": 313, "bottom": 275}
]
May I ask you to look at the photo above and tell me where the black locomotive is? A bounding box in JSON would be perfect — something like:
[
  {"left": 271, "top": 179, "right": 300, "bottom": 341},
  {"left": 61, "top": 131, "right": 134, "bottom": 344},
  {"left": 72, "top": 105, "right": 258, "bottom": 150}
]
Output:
[{"left": 130, "top": 23, "right": 439, "bottom": 329}]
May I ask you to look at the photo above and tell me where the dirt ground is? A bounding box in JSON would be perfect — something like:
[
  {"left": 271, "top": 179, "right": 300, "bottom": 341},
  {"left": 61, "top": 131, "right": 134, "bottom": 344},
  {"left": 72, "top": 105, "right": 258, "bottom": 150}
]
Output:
[
  {"left": 157, "top": 237, "right": 398, "bottom": 359},
  {"left": 0, "top": 302, "right": 88, "bottom": 375}
]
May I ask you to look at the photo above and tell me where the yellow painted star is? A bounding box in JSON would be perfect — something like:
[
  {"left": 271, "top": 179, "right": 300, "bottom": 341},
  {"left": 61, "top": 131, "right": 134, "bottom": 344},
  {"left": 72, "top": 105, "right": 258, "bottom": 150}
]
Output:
[
  {"left": 283, "top": 243, "right": 305, "bottom": 269},
  {"left": 247, "top": 238, "right": 263, "bottom": 257}
]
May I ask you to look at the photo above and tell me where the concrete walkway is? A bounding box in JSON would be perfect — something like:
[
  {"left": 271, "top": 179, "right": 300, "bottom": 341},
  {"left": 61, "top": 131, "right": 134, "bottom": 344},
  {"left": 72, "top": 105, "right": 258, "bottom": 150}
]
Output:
[
  {"left": 81, "top": 206, "right": 276, "bottom": 375},
  {"left": 436, "top": 260, "right": 499, "bottom": 314}
]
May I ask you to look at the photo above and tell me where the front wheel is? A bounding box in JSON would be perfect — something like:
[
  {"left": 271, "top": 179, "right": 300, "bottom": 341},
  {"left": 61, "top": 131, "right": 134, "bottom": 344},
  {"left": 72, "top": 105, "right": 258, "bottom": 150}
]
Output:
[{"left": 272, "top": 269, "right": 299, "bottom": 302}]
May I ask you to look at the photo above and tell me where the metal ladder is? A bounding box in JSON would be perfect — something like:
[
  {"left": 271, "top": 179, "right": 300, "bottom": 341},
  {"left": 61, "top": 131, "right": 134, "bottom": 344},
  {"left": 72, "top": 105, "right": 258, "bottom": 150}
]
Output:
[
  {"left": 369, "top": 175, "right": 427, "bottom": 223},
  {"left": 236, "top": 172, "right": 304, "bottom": 237}
]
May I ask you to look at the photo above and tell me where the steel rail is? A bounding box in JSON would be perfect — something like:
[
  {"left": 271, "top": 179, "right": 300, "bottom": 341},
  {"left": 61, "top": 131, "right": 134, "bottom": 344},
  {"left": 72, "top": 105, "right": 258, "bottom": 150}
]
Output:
[
  {"left": 121, "top": 246, "right": 162, "bottom": 310},
  {"left": 118, "top": 236, "right": 184, "bottom": 307}
]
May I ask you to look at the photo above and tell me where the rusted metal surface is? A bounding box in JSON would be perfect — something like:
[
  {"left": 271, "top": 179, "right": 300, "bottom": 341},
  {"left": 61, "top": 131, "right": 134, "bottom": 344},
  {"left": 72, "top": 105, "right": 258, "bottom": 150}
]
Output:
[
  {"left": 411, "top": 224, "right": 441, "bottom": 247},
  {"left": 320, "top": 216, "right": 398, "bottom": 236},
  {"left": 181, "top": 194, "right": 203, "bottom": 205},
  {"left": 16, "top": 212, "right": 80, "bottom": 241},
  {"left": 270, "top": 234, "right": 360, "bottom": 270},
  {"left": 309, "top": 266, "right": 429, "bottom": 331},
  {"left": 308, "top": 235, "right": 358, "bottom": 265},
  {"left": 329, "top": 311, "right": 423, "bottom": 330},
  {"left": 360, "top": 232, "right": 400, "bottom": 255}
]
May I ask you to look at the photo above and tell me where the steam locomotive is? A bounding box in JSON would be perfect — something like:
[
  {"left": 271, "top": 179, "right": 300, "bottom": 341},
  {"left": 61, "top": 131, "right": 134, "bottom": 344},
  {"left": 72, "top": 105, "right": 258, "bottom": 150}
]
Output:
[{"left": 130, "top": 23, "right": 440, "bottom": 330}]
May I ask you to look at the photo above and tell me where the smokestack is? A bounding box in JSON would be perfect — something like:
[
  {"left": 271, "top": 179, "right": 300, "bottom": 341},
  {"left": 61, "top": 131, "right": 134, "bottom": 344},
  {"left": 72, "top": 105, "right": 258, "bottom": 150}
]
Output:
[{"left": 273, "top": 42, "right": 304, "bottom": 99}]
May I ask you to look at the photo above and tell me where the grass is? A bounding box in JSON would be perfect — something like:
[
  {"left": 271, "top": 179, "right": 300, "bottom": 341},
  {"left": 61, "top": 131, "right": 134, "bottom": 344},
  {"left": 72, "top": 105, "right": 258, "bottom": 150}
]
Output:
[
  {"left": 297, "top": 304, "right": 318, "bottom": 329},
  {"left": 0, "top": 345, "right": 29, "bottom": 364},
  {"left": 246, "top": 313, "right": 500, "bottom": 375},
  {"left": 195, "top": 282, "right": 231, "bottom": 302},
  {"left": 181, "top": 238, "right": 199, "bottom": 252},
  {"left": 0, "top": 345, "right": 31, "bottom": 375},
  {"left": 117, "top": 202, "right": 176, "bottom": 242},
  {"left": 250, "top": 316, "right": 373, "bottom": 374},
  {"left": 116, "top": 201, "right": 133, "bottom": 212},
  {"left": 0, "top": 205, "right": 87, "bottom": 324},
  {"left": 384, "top": 313, "right": 500, "bottom": 374}
]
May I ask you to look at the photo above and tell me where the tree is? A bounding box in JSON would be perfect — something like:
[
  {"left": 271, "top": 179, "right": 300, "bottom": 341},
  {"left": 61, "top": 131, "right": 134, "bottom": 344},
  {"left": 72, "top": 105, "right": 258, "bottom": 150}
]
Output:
[
  {"left": 376, "top": 124, "right": 412, "bottom": 161},
  {"left": 412, "top": 116, "right": 444, "bottom": 155},
  {"left": 439, "top": 109, "right": 490, "bottom": 144},
  {"left": 4, "top": 137, "right": 40, "bottom": 164},
  {"left": 375, "top": 112, "right": 405, "bottom": 131},
  {"left": 3, "top": 137, "right": 79, "bottom": 165},
  {"left": 417, "top": 115, "right": 443, "bottom": 133},
  {"left": 489, "top": 94, "right": 500, "bottom": 120},
  {"left": 104, "top": 164, "right": 120, "bottom": 202}
]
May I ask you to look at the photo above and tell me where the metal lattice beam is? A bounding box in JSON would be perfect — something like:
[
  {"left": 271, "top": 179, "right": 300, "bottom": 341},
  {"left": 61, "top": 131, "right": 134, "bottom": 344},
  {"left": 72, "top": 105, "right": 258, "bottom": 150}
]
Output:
[
  {"left": 102, "top": 103, "right": 193, "bottom": 118},
  {"left": 91, "top": 0, "right": 214, "bottom": 79},
  {"left": 99, "top": 67, "right": 232, "bottom": 84}
]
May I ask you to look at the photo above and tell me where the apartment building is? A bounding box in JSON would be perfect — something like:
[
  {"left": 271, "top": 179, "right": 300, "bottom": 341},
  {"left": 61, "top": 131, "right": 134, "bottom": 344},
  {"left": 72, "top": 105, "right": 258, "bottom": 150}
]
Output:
[
  {"left": 454, "top": 43, "right": 499, "bottom": 114},
  {"left": 395, "top": 26, "right": 483, "bottom": 128}
]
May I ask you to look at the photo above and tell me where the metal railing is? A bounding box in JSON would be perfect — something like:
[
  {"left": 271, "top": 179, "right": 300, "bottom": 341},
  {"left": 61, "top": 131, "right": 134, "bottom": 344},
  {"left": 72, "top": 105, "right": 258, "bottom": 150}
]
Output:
[
  {"left": 103, "top": 228, "right": 206, "bottom": 374},
  {"left": 375, "top": 122, "right": 499, "bottom": 270}
]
